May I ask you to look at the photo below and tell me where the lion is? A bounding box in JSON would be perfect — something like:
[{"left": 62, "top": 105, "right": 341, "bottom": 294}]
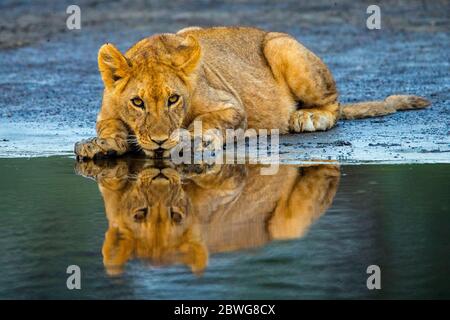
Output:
[
  {"left": 74, "top": 26, "right": 430, "bottom": 159},
  {"left": 75, "top": 158, "right": 340, "bottom": 275}
]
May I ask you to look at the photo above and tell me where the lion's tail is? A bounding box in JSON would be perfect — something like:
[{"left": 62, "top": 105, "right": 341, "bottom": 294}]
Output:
[{"left": 339, "top": 95, "right": 430, "bottom": 120}]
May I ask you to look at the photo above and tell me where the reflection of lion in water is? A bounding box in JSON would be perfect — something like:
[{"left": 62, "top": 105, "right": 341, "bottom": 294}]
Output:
[{"left": 76, "top": 159, "right": 340, "bottom": 275}]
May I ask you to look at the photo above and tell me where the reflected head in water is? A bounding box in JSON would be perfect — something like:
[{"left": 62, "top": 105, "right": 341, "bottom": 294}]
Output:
[{"left": 75, "top": 157, "right": 340, "bottom": 276}]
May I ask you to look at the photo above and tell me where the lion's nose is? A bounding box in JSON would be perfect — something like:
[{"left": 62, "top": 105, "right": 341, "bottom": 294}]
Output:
[{"left": 151, "top": 138, "right": 168, "bottom": 146}]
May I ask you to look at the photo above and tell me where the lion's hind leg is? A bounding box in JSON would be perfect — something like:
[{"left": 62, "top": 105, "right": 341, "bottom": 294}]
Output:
[{"left": 263, "top": 32, "right": 339, "bottom": 132}]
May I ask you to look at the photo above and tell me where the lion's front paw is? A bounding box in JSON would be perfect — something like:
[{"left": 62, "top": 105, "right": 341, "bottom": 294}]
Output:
[
  {"left": 74, "top": 160, "right": 105, "bottom": 179},
  {"left": 194, "top": 132, "right": 223, "bottom": 153},
  {"left": 74, "top": 137, "right": 127, "bottom": 159},
  {"left": 180, "top": 162, "right": 222, "bottom": 179},
  {"left": 74, "top": 158, "right": 129, "bottom": 189},
  {"left": 289, "top": 110, "right": 334, "bottom": 132}
]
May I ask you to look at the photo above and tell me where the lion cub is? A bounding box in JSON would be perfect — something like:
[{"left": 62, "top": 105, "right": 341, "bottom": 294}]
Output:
[
  {"left": 74, "top": 26, "right": 429, "bottom": 159},
  {"left": 76, "top": 159, "right": 340, "bottom": 275}
]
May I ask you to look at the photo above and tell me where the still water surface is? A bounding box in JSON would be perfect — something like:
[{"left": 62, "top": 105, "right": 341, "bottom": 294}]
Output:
[{"left": 0, "top": 157, "right": 448, "bottom": 299}]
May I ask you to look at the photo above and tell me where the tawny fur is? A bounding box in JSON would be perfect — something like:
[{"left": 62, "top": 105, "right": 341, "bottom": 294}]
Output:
[
  {"left": 76, "top": 160, "right": 340, "bottom": 275},
  {"left": 74, "top": 26, "right": 430, "bottom": 158}
]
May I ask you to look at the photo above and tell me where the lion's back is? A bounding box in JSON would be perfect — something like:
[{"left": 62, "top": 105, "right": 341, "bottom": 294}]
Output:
[{"left": 179, "top": 26, "right": 295, "bottom": 131}]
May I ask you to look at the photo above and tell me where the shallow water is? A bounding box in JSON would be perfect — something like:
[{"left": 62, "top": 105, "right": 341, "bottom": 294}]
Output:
[{"left": 0, "top": 157, "right": 448, "bottom": 299}]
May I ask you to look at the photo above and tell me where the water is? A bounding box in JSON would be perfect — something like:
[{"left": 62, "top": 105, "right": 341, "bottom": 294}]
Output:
[{"left": 0, "top": 157, "right": 448, "bottom": 299}]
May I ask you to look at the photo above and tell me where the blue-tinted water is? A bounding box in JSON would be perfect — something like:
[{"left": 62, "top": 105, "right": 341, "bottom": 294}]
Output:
[{"left": 0, "top": 157, "right": 448, "bottom": 299}]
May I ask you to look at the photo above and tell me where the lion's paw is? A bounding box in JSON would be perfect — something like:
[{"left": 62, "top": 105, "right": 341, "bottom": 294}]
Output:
[
  {"left": 289, "top": 110, "right": 333, "bottom": 132},
  {"left": 74, "top": 137, "right": 126, "bottom": 159}
]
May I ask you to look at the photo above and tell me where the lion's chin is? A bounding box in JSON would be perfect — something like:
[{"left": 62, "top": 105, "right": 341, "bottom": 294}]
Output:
[
  {"left": 142, "top": 148, "right": 172, "bottom": 159},
  {"left": 142, "top": 149, "right": 156, "bottom": 157}
]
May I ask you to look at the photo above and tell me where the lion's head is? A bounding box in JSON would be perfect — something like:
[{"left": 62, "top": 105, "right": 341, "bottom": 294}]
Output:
[
  {"left": 98, "top": 34, "right": 201, "bottom": 155},
  {"left": 98, "top": 162, "right": 207, "bottom": 276}
]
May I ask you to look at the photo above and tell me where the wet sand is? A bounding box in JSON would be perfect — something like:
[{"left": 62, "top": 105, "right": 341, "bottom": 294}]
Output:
[{"left": 0, "top": 0, "right": 449, "bottom": 162}]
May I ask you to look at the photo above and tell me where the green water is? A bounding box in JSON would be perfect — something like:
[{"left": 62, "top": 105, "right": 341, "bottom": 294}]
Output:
[{"left": 0, "top": 157, "right": 448, "bottom": 299}]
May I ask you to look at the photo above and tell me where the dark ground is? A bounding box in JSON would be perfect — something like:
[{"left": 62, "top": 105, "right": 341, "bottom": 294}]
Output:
[{"left": 0, "top": 0, "right": 449, "bottom": 162}]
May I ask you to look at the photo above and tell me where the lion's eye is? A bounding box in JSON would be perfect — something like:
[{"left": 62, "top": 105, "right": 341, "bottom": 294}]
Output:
[
  {"left": 131, "top": 97, "right": 144, "bottom": 109},
  {"left": 168, "top": 94, "right": 180, "bottom": 106},
  {"left": 170, "top": 208, "right": 183, "bottom": 224},
  {"left": 133, "top": 208, "right": 148, "bottom": 223}
]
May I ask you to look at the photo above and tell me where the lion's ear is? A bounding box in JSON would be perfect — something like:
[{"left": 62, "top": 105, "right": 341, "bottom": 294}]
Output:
[
  {"left": 175, "top": 35, "right": 201, "bottom": 74},
  {"left": 161, "top": 35, "right": 202, "bottom": 74},
  {"left": 102, "top": 226, "right": 134, "bottom": 276},
  {"left": 98, "top": 43, "right": 131, "bottom": 88}
]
